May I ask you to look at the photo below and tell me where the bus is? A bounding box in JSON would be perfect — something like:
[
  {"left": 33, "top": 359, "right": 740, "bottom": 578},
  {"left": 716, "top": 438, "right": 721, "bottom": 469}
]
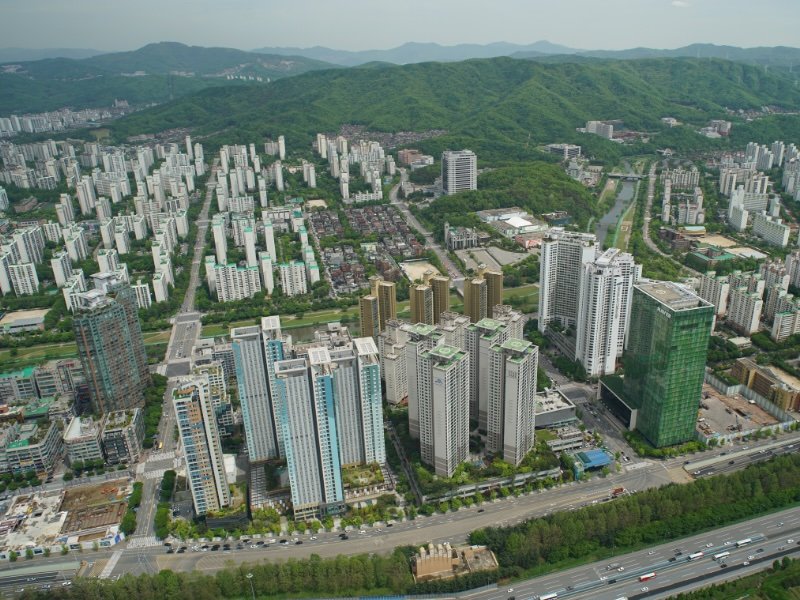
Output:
[
  {"left": 639, "top": 573, "right": 656, "bottom": 582},
  {"left": 688, "top": 551, "right": 704, "bottom": 560},
  {"left": 736, "top": 538, "right": 752, "bottom": 547},
  {"left": 539, "top": 594, "right": 558, "bottom": 600},
  {"left": 713, "top": 551, "right": 730, "bottom": 561}
]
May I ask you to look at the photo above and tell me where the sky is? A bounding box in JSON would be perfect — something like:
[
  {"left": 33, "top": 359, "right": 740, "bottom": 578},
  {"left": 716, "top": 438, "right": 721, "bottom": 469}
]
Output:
[{"left": 2, "top": 0, "right": 798, "bottom": 52}]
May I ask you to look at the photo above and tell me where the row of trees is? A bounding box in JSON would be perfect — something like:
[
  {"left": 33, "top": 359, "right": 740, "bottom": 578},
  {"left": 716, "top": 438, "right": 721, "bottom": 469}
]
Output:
[
  {"left": 470, "top": 454, "right": 800, "bottom": 573},
  {"left": 120, "top": 482, "right": 143, "bottom": 536}
]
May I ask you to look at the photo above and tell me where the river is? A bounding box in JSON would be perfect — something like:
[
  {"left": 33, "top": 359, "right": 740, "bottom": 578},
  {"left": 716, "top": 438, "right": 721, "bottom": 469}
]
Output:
[{"left": 595, "top": 179, "right": 636, "bottom": 248}]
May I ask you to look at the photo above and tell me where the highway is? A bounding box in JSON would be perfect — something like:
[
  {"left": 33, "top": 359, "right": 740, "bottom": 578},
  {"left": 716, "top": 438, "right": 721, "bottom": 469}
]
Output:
[{"left": 475, "top": 506, "right": 800, "bottom": 600}]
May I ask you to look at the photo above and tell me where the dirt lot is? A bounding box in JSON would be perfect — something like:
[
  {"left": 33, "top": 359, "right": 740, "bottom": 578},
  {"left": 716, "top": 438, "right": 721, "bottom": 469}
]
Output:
[
  {"left": 400, "top": 260, "right": 441, "bottom": 281},
  {"left": 699, "top": 384, "right": 778, "bottom": 438},
  {"left": 60, "top": 479, "right": 131, "bottom": 534}
]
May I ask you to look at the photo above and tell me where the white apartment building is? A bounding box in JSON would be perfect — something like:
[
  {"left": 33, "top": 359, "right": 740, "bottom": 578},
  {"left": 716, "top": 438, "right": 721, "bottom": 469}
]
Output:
[
  {"left": 538, "top": 228, "right": 598, "bottom": 332},
  {"left": 727, "top": 287, "right": 763, "bottom": 335},
  {"left": 441, "top": 150, "right": 477, "bottom": 195},
  {"left": 697, "top": 271, "right": 731, "bottom": 318},
  {"left": 487, "top": 338, "right": 537, "bottom": 466},
  {"left": 173, "top": 379, "right": 231, "bottom": 516},
  {"left": 752, "top": 212, "right": 790, "bottom": 247},
  {"left": 231, "top": 323, "right": 286, "bottom": 463},
  {"left": 9, "top": 263, "right": 39, "bottom": 295},
  {"left": 131, "top": 279, "right": 152, "bottom": 310},
  {"left": 50, "top": 250, "right": 72, "bottom": 288},
  {"left": 278, "top": 261, "right": 308, "bottom": 296},
  {"left": 214, "top": 263, "right": 261, "bottom": 302},
  {"left": 575, "top": 248, "right": 638, "bottom": 377}
]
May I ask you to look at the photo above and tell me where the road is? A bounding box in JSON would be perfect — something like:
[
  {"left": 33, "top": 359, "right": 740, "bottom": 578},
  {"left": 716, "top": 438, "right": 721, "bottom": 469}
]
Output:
[
  {"left": 477, "top": 506, "right": 800, "bottom": 600},
  {"left": 124, "top": 162, "right": 219, "bottom": 547},
  {"left": 390, "top": 169, "right": 465, "bottom": 292}
]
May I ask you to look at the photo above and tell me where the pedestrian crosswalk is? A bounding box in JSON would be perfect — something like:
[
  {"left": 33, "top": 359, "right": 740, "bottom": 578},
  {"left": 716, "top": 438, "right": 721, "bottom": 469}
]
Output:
[
  {"left": 126, "top": 535, "right": 160, "bottom": 549},
  {"left": 149, "top": 451, "right": 175, "bottom": 462},
  {"left": 99, "top": 550, "right": 123, "bottom": 578},
  {"left": 143, "top": 468, "right": 167, "bottom": 481}
]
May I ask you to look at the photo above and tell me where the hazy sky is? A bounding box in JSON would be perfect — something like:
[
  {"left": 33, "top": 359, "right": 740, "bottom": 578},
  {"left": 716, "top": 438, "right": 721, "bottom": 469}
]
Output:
[{"left": 2, "top": 0, "right": 798, "bottom": 51}]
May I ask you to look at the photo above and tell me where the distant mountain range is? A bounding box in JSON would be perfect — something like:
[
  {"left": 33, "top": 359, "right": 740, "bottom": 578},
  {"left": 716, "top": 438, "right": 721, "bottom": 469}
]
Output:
[
  {"left": 252, "top": 41, "right": 800, "bottom": 69},
  {"left": 0, "top": 42, "right": 336, "bottom": 113},
  {"left": 251, "top": 40, "right": 577, "bottom": 66},
  {"left": 0, "top": 47, "right": 105, "bottom": 63}
]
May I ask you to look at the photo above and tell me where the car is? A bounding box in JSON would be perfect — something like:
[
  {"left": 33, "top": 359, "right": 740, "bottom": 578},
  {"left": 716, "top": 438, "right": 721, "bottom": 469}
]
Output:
[
  {"left": 779, "top": 546, "right": 786, "bottom": 551},
  {"left": 295, "top": 541, "right": 303, "bottom": 545},
  {"left": 507, "top": 588, "right": 514, "bottom": 593},
  {"left": 310, "top": 536, "right": 317, "bottom": 540},
  {"left": 236, "top": 543, "right": 244, "bottom": 549},
  {"left": 279, "top": 539, "right": 288, "bottom": 544},
  {"left": 641, "top": 586, "right": 649, "bottom": 592},
  {"left": 341, "top": 535, "right": 349, "bottom": 540},
  {"left": 211, "top": 545, "right": 220, "bottom": 551},
  {"left": 359, "top": 530, "right": 366, "bottom": 535},
  {"left": 177, "top": 548, "right": 186, "bottom": 553},
  {"left": 721, "top": 452, "right": 727, "bottom": 456},
  {"left": 339, "top": 533, "right": 347, "bottom": 538},
  {"left": 267, "top": 538, "right": 276, "bottom": 543},
  {"left": 62, "top": 581, "right": 72, "bottom": 587},
  {"left": 166, "top": 548, "right": 174, "bottom": 554},
  {"left": 600, "top": 576, "right": 607, "bottom": 581},
  {"left": 223, "top": 544, "right": 231, "bottom": 550},
  {"left": 477, "top": 509, "right": 485, "bottom": 513},
  {"left": 743, "top": 561, "right": 750, "bottom": 566},
  {"left": 757, "top": 548, "right": 764, "bottom": 553},
  {"left": 255, "top": 541, "right": 265, "bottom": 547},
  {"left": 617, "top": 566, "right": 625, "bottom": 572},
  {"left": 720, "top": 563, "right": 728, "bottom": 569},
  {"left": 748, "top": 555, "right": 755, "bottom": 560},
  {"left": 729, "top": 460, "right": 735, "bottom": 465},
  {"left": 669, "top": 557, "right": 677, "bottom": 562},
  {"left": 292, "top": 537, "right": 299, "bottom": 542},
  {"left": 778, "top": 522, "right": 785, "bottom": 527},
  {"left": 386, "top": 524, "right": 393, "bottom": 527},
  {"left": 788, "top": 539, "right": 795, "bottom": 544},
  {"left": 250, "top": 544, "right": 258, "bottom": 548},
  {"left": 648, "top": 550, "right": 655, "bottom": 555},
  {"left": 706, "top": 543, "right": 714, "bottom": 548}
]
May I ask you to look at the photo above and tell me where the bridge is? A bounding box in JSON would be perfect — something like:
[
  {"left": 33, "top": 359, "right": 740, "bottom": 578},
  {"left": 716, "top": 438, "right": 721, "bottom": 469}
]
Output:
[{"left": 607, "top": 172, "right": 645, "bottom": 181}]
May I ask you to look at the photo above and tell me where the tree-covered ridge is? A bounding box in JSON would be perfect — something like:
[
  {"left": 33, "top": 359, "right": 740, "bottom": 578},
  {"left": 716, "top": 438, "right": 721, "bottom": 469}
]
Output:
[
  {"left": 415, "top": 162, "right": 597, "bottom": 233},
  {"left": 107, "top": 57, "right": 800, "bottom": 162},
  {"left": 0, "top": 42, "right": 336, "bottom": 114}
]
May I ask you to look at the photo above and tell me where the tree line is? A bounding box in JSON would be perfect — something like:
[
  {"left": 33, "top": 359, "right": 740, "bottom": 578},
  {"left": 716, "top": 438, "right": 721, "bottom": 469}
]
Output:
[{"left": 469, "top": 453, "right": 800, "bottom": 575}]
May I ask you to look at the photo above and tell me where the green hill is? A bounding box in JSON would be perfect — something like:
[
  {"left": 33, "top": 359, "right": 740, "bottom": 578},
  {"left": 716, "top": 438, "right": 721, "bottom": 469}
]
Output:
[
  {"left": 0, "top": 42, "right": 335, "bottom": 114},
  {"left": 107, "top": 57, "right": 800, "bottom": 163}
]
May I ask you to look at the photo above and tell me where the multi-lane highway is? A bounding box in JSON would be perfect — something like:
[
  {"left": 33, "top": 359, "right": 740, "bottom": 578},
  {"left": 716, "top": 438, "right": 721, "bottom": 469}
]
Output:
[{"left": 476, "top": 507, "right": 800, "bottom": 600}]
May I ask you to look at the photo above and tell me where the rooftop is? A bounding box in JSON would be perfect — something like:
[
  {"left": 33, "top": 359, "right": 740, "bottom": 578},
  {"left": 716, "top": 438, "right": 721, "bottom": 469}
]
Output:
[
  {"left": 636, "top": 281, "right": 709, "bottom": 311},
  {"left": 501, "top": 337, "right": 533, "bottom": 354},
  {"left": 0, "top": 309, "right": 48, "bottom": 328}
]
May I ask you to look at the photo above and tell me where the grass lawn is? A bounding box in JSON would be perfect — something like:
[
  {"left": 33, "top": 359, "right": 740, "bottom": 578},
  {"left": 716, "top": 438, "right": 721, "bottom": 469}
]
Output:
[{"left": 0, "top": 329, "right": 172, "bottom": 371}]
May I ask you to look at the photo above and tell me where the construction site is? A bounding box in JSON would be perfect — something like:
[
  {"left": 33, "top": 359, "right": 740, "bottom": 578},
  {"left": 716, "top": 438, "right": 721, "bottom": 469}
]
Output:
[
  {"left": 698, "top": 383, "right": 779, "bottom": 440},
  {"left": 0, "top": 478, "right": 131, "bottom": 555},
  {"left": 59, "top": 479, "right": 131, "bottom": 539}
]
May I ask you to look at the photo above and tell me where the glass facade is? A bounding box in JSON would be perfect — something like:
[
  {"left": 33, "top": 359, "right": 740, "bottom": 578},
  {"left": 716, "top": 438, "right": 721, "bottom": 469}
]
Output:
[{"left": 624, "top": 283, "right": 714, "bottom": 448}]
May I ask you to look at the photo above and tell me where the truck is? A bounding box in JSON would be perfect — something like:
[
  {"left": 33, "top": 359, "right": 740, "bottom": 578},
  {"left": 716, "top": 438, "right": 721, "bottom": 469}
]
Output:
[{"left": 611, "top": 487, "right": 626, "bottom": 498}]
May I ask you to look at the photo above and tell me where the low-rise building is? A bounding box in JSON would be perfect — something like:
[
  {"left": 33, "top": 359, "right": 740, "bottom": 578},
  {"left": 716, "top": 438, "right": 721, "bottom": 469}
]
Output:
[
  {"left": 101, "top": 408, "right": 145, "bottom": 465},
  {"left": 63, "top": 417, "right": 103, "bottom": 465},
  {"left": 0, "top": 420, "right": 63, "bottom": 474}
]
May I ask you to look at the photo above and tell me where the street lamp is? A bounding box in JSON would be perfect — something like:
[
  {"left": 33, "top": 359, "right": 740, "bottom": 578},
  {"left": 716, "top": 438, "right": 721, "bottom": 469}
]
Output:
[{"left": 246, "top": 572, "right": 255, "bottom": 600}]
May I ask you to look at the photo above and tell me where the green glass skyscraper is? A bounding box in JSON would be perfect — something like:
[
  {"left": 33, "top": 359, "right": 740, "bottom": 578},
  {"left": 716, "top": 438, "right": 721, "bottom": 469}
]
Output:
[{"left": 623, "top": 281, "right": 714, "bottom": 448}]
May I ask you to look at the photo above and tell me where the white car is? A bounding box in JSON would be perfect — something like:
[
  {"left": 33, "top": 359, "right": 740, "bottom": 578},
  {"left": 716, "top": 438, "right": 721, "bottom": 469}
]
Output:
[
  {"left": 706, "top": 543, "right": 714, "bottom": 548},
  {"left": 748, "top": 555, "right": 755, "bottom": 560},
  {"left": 648, "top": 550, "right": 655, "bottom": 555},
  {"left": 641, "top": 586, "right": 649, "bottom": 592},
  {"left": 359, "top": 530, "right": 366, "bottom": 535},
  {"left": 743, "top": 561, "right": 750, "bottom": 566},
  {"left": 507, "top": 589, "right": 514, "bottom": 593},
  {"left": 788, "top": 539, "right": 795, "bottom": 544},
  {"left": 618, "top": 567, "right": 625, "bottom": 572},
  {"left": 310, "top": 536, "right": 317, "bottom": 540}
]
